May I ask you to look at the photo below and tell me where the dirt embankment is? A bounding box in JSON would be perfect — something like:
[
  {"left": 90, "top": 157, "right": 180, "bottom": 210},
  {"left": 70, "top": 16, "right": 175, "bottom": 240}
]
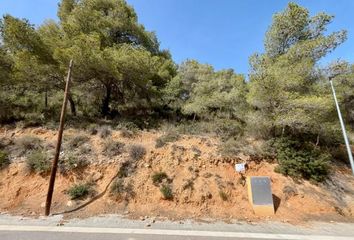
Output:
[{"left": 0, "top": 126, "right": 353, "bottom": 223}]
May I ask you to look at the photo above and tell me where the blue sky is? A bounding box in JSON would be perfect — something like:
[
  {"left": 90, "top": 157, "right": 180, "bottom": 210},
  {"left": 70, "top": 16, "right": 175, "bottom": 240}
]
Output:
[{"left": 0, "top": 0, "right": 353, "bottom": 75}]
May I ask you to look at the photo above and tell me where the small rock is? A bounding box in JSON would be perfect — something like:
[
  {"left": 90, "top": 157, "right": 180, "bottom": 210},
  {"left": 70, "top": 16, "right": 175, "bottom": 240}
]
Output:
[
  {"left": 40, "top": 202, "right": 46, "bottom": 208},
  {"left": 140, "top": 216, "right": 145, "bottom": 221},
  {"left": 66, "top": 200, "right": 74, "bottom": 207},
  {"left": 145, "top": 223, "right": 151, "bottom": 227}
]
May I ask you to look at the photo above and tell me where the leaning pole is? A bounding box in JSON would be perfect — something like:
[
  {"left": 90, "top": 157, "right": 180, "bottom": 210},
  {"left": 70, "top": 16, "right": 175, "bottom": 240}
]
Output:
[
  {"left": 45, "top": 60, "right": 73, "bottom": 216},
  {"left": 329, "top": 79, "right": 354, "bottom": 175}
]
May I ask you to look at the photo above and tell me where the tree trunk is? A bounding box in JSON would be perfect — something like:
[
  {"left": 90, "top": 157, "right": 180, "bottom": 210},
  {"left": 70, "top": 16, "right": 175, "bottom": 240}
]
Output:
[
  {"left": 68, "top": 95, "right": 76, "bottom": 116},
  {"left": 101, "top": 84, "right": 111, "bottom": 117}
]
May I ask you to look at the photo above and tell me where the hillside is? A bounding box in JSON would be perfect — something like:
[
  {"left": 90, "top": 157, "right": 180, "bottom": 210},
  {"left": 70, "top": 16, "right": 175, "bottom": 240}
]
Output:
[{"left": 0, "top": 126, "right": 353, "bottom": 224}]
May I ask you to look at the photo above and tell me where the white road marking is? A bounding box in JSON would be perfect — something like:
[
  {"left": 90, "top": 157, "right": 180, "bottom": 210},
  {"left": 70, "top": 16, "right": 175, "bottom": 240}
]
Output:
[{"left": 0, "top": 225, "right": 352, "bottom": 240}]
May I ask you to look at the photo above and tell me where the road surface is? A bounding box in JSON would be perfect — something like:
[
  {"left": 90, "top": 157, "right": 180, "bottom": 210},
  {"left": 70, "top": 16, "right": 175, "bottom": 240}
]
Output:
[{"left": 0, "top": 214, "right": 353, "bottom": 240}]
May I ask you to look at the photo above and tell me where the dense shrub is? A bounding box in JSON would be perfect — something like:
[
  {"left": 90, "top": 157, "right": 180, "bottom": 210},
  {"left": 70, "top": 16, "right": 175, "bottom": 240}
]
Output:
[
  {"left": 103, "top": 139, "right": 125, "bottom": 157},
  {"left": 152, "top": 172, "right": 168, "bottom": 186},
  {"left": 26, "top": 150, "right": 51, "bottom": 174},
  {"left": 160, "top": 184, "right": 173, "bottom": 200},
  {"left": 128, "top": 144, "right": 146, "bottom": 161},
  {"left": 22, "top": 113, "right": 44, "bottom": 128},
  {"left": 274, "top": 138, "right": 331, "bottom": 182},
  {"left": 155, "top": 132, "right": 180, "bottom": 148},
  {"left": 67, "top": 183, "right": 92, "bottom": 200},
  {"left": 0, "top": 150, "right": 10, "bottom": 170}
]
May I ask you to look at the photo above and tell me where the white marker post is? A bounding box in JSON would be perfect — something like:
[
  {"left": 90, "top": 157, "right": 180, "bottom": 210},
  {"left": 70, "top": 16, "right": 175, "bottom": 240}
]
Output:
[{"left": 330, "top": 79, "right": 354, "bottom": 175}]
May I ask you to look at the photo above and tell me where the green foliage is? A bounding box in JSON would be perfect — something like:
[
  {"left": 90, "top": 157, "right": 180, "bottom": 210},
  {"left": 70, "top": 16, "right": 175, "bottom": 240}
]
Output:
[
  {"left": 59, "top": 153, "right": 88, "bottom": 174},
  {"left": 155, "top": 132, "right": 179, "bottom": 148},
  {"left": 67, "top": 183, "right": 92, "bottom": 200},
  {"left": 0, "top": 150, "right": 10, "bottom": 170},
  {"left": 152, "top": 172, "right": 168, "bottom": 186},
  {"left": 164, "top": 60, "right": 248, "bottom": 122},
  {"left": 248, "top": 3, "right": 347, "bottom": 142},
  {"left": 103, "top": 139, "right": 125, "bottom": 157},
  {"left": 274, "top": 138, "right": 331, "bottom": 182},
  {"left": 128, "top": 144, "right": 146, "bottom": 161},
  {"left": 26, "top": 150, "right": 51, "bottom": 174},
  {"left": 160, "top": 184, "right": 173, "bottom": 200}
]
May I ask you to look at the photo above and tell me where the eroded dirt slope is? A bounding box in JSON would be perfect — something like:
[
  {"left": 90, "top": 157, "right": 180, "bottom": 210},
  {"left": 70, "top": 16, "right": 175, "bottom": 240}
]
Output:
[{"left": 0, "top": 126, "right": 353, "bottom": 223}]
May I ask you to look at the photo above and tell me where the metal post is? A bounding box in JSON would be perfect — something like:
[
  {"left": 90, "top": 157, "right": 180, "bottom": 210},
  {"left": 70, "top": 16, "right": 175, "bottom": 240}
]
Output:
[
  {"left": 45, "top": 60, "right": 73, "bottom": 216},
  {"left": 330, "top": 79, "right": 354, "bottom": 175}
]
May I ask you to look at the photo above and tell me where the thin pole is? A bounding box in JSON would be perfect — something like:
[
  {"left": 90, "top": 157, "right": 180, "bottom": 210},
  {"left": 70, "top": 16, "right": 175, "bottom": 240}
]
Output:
[
  {"left": 45, "top": 60, "right": 73, "bottom": 216},
  {"left": 330, "top": 79, "right": 354, "bottom": 175}
]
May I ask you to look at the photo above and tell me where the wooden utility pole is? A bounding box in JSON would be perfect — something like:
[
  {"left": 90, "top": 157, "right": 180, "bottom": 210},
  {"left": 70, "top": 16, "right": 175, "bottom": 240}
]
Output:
[{"left": 45, "top": 60, "right": 73, "bottom": 216}]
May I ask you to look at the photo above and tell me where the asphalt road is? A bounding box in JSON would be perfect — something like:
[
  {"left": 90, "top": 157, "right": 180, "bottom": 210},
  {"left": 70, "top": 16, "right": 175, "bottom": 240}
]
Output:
[
  {"left": 0, "top": 214, "right": 353, "bottom": 240},
  {"left": 0, "top": 225, "right": 353, "bottom": 240},
  {"left": 0, "top": 231, "right": 267, "bottom": 240}
]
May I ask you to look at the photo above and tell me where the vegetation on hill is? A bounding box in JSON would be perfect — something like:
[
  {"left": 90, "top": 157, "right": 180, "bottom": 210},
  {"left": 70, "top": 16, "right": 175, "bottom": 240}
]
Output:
[{"left": 0, "top": 1, "right": 353, "bottom": 181}]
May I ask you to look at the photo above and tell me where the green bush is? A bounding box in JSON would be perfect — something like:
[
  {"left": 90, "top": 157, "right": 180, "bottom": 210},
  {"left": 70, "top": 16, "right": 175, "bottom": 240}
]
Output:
[
  {"left": 103, "top": 139, "right": 125, "bottom": 157},
  {"left": 22, "top": 113, "right": 44, "bottom": 128},
  {"left": 213, "top": 118, "right": 244, "bottom": 140},
  {"left": 59, "top": 153, "right": 88, "bottom": 174},
  {"left": 0, "top": 150, "right": 10, "bottom": 170},
  {"left": 152, "top": 172, "right": 168, "bottom": 186},
  {"left": 26, "top": 150, "right": 51, "bottom": 174},
  {"left": 129, "top": 144, "right": 146, "bottom": 161},
  {"left": 160, "top": 184, "right": 173, "bottom": 200},
  {"left": 274, "top": 138, "right": 331, "bottom": 182},
  {"left": 67, "top": 183, "right": 92, "bottom": 200},
  {"left": 155, "top": 132, "right": 180, "bottom": 148}
]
